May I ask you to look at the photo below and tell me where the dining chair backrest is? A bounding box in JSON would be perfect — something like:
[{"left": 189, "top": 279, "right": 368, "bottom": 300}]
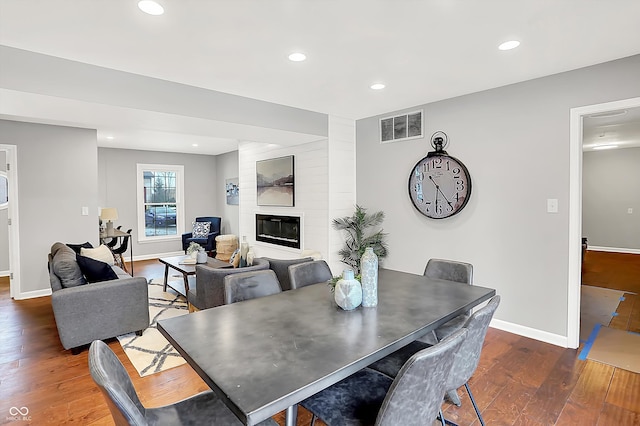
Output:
[
  {"left": 376, "top": 328, "right": 468, "bottom": 426},
  {"left": 89, "top": 340, "right": 147, "bottom": 426},
  {"left": 423, "top": 258, "right": 473, "bottom": 284},
  {"left": 224, "top": 270, "right": 282, "bottom": 304},
  {"left": 288, "top": 260, "right": 333, "bottom": 290},
  {"left": 446, "top": 295, "right": 500, "bottom": 391},
  {"left": 112, "top": 229, "right": 132, "bottom": 255}
]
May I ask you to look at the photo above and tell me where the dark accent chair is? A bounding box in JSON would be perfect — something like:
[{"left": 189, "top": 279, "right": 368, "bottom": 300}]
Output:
[
  {"left": 88, "top": 340, "right": 278, "bottom": 426},
  {"left": 182, "top": 216, "right": 221, "bottom": 254},
  {"left": 369, "top": 295, "right": 500, "bottom": 426},
  {"left": 111, "top": 229, "right": 132, "bottom": 272},
  {"left": 301, "top": 329, "right": 468, "bottom": 426},
  {"left": 259, "top": 257, "right": 314, "bottom": 291},
  {"left": 224, "top": 270, "right": 282, "bottom": 304},
  {"left": 288, "top": 260, "right": 333, "bottom": 290}
]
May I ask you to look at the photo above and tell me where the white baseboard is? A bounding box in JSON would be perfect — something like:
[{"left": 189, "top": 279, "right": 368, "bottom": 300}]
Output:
[
  {"left": 132, "top": 251, "right": 184, "bottom": 262},
  {"left": 588, "top": 246, "right": 640, "bottom": 255},
  {"left": 14, "top": 288, "right": 52, "bottom": 300},
  {"left": 490, "top": 319, "right": 570, "bottom": 348}
]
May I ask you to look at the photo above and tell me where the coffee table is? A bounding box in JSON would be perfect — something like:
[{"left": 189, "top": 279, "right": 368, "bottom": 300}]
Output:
[{"left": 159, "top": 255, "right": 232, "bottom": 307}]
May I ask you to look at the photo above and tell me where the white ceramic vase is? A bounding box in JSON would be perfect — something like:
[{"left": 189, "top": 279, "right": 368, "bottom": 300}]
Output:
[
  {"left": 360, "top": 247, "right": 378, "bottom": 307},
  {"left": 196, "top": 251, "right": 208, "bottom": 263},
  {"left": 334, "top": 270, "right": 362, "bottom": 311}
]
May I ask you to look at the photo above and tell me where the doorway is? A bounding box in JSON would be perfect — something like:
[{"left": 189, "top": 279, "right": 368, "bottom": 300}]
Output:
[
  {"left": 0, "top": 144, "right": 20, "bottom": 299},
  {"left": 568, "top": 96, "right": 640, "bottom": 348}
]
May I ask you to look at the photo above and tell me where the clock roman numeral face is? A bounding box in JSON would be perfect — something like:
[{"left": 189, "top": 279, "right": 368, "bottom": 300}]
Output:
[{"left": 408, "top": 154, "right": 471, "bottom": 219}]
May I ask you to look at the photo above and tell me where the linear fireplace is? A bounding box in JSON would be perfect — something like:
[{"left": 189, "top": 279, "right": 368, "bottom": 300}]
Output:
[{"left": 255, "top": 214, "right": 301, "bottom": 249}]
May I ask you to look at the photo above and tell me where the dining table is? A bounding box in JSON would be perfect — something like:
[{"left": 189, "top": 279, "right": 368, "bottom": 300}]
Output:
[{"left": 157, "top": 268, "right": 496, "bottom": 426}]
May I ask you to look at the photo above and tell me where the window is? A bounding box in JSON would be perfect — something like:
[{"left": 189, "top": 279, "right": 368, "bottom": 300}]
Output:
[{"left": 137, "top": 164, "right": 184, "bottom": 241}]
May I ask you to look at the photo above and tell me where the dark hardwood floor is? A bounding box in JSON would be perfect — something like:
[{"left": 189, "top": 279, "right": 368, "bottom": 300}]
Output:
[{"left": 0, "top": 256, "right": 639, "bottom": 425}]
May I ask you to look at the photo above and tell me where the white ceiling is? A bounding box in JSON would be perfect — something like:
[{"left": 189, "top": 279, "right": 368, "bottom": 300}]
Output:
[{"left": 1, "top": 0, "right": 640, "bottom": 154}]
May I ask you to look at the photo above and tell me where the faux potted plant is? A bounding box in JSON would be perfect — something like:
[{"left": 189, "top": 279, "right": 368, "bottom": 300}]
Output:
[
  {"left": 186, "top": 242, "right": 207, "bottom": 263},
  {"left": 329, "top": 205, "right": 388, "bottom": 290}
]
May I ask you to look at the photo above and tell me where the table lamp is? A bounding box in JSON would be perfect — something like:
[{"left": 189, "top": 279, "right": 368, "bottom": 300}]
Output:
[{"left": 100, "top": 208, "right": 119, "bottom": 236}]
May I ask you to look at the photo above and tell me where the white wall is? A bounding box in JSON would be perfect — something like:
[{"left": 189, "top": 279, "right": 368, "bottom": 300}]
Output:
[
  {"left": 216, "top": 150, "right": 240, "bottom": 236},
  {"left": 355, "top": 54, "right": 640, "bottom": 340},
  {"left": 583, "top": 147, "right": 640, "bottom": 251},
  {"left": 0, "top": 120, "right": 99, "bottom": 296},
  {"left": 0, "top": 150, "right": 8, "bottom": 273},
  {"left": 239, "top": 139, "right": 331, "bottom": 262}
]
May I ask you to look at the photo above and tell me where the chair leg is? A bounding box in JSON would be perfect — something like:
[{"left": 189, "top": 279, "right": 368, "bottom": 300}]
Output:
[
  {"left": 464, "top": 382, "right": 485, "bottom": 426},
  {"left": 310, "top": 414, "right": 317, "bottom": 426},
  {"left": 446, "top": 389, "right": 461, "bottom": 406}
]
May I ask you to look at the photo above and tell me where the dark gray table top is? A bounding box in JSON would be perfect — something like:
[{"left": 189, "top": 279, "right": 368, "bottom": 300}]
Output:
[{"left": 158, "top": 268, "right": 495, "bottom": 425}]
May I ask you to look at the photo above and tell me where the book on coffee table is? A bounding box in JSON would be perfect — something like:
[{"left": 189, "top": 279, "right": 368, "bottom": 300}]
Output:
[{"left": 179, "top": 258, "right": 197, "bottom": 265}]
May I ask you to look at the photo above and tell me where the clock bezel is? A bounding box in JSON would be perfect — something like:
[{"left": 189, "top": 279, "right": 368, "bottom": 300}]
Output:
[{"left": 408, "top": 151, "right": 472, "bottom": 219}]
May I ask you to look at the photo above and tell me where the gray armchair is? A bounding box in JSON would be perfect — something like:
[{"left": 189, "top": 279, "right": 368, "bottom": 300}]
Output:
[
  {"left": 189, "top": 258, "right": 270, "bottom": 310},
  {"left": 48, "top": 243, "right": 149, "bottom": 353}
]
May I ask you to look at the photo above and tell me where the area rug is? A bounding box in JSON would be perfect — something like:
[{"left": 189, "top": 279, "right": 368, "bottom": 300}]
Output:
[
  {"left": 117, "top": 279, "right": 188, "bottom": 376},
  {"left": 580, "top": 285, "right": 625, "bottom": 342},
  {"left": 586, "top": 326, "right": 640, "bottom": 374}
]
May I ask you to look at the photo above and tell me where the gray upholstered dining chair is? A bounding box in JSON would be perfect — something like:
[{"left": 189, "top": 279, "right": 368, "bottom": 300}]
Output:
[
  {"left": 88, "top": 340, "right": 278, "bottom": 426},
  {"left": 421, "top": 258, "right": 474, "bottom": 345},
  {"left": 288, "top": 260, "right": 333, "bottom": 290},
  {"left": 369, "top": 295, "right": 500, "bottom": 426},
  {"left": 300, "top": 328, "right": 468, "bottom": 426},
  {"left": 223, "top": 270, "right": 282, "bottom": 304}
]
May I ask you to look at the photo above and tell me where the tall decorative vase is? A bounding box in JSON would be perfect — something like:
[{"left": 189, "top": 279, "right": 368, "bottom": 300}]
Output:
[
  {"left": 240, "top": 236, "right": 249, "bottom": 267},
  {"left": 360, "top": 247, "right": 379, "bottom": 307},
  {"left": 334, "top": 270, "right": 362, "bottom": 311}
]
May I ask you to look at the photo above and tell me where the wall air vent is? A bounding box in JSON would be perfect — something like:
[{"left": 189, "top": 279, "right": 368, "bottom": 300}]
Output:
[{"left": 380, "top": 110, "right": 423, "bottom": 143}]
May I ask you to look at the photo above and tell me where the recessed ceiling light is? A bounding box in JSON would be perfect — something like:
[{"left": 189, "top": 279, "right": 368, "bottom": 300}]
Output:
[
  {"left": 138, "top": 1, "right": 164, "bottom": 16},
  {"left": 498, "top": 40, "right": 520, "bottom": 51},
  {"left": 370, "top": 83, "right": 386, "bottom": 90},
  {"left": 593, "top": 145, "right": 619, "bottom": 150},
  {"left": 192, "top": 143, "right": 199, "bottom": 147},
  {"left": 288, "top": 52, "right": 307, "bottom": 62},
  {"left": 106, "top": 136, "right": 114, "bottom": 140}
]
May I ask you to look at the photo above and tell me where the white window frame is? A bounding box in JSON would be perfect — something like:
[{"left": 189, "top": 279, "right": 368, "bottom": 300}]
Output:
[{"left": 136, "top": 163, "right": 185, "bottom": 243}]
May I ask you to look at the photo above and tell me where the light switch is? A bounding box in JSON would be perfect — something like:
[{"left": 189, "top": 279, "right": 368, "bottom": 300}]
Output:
[
  {"left": 629, "top": 208, "right": 634, "bottom": 214},
  {"left": 547, "top": 199, "right": 558, "bottom": 213},
  {"left": 81, "top": 206, "right": 89, "bottom": 216}
]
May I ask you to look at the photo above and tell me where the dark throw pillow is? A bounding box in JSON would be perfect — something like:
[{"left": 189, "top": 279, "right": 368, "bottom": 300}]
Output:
[
  {"left": 77, "top": 255, "right": 118, "bottom": 283},
  {"left": 66, "top": 242, "right": 94, "bottom": 255}
]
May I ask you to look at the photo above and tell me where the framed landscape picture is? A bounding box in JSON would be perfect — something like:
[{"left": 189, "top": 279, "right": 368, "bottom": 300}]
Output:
[{"left": 256, "top": 155, "right": 294, "bottom": 207}]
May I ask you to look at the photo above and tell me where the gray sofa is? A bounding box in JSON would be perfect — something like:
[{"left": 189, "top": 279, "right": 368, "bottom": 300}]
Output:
[
  {"left": 48, "top": 242, "right": 150, "bottom": 353},
  {"left": 189, "top": 258, "right": 270, "bottom": 310}
]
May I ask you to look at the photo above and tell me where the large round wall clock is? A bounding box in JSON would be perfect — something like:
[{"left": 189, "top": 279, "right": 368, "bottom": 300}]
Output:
[{"left": 408, "top": 131, "right": 472, "bottom": 219}]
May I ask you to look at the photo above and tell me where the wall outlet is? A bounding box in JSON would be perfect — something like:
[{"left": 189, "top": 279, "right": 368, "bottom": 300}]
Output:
[{"left": 547, "top": 199, "right": 558, "bottom": 213}]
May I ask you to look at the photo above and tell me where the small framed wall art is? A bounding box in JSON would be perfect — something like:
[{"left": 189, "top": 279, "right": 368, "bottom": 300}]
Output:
[{"left": 226, "top": 178, "right": 239, "bottom": 205}]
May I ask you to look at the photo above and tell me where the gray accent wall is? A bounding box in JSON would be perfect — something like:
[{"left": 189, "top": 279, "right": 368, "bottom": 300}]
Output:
[
  {"left": 0, "top": 120, "right": 98, "bottom": 294},
  {"left": 216, "top": 150, "right": 240, "bottom": 236},
  {"left": 583, "top": 147, "right": 640, "bottom": 250},
  {"left": 355, "top": 54, "right": 640, "bottom": 337},
  {"left": 98, "top": 148, "right": 220, "bottom": 257}
]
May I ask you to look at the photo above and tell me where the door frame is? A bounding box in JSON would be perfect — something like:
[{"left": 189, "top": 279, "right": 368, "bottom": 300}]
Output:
[
  {"left": 0, "top": 144, "right": 20, "bottom": 298},
  {"left": 567, "top": 96, "right": 640, "bottom": 348}
]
